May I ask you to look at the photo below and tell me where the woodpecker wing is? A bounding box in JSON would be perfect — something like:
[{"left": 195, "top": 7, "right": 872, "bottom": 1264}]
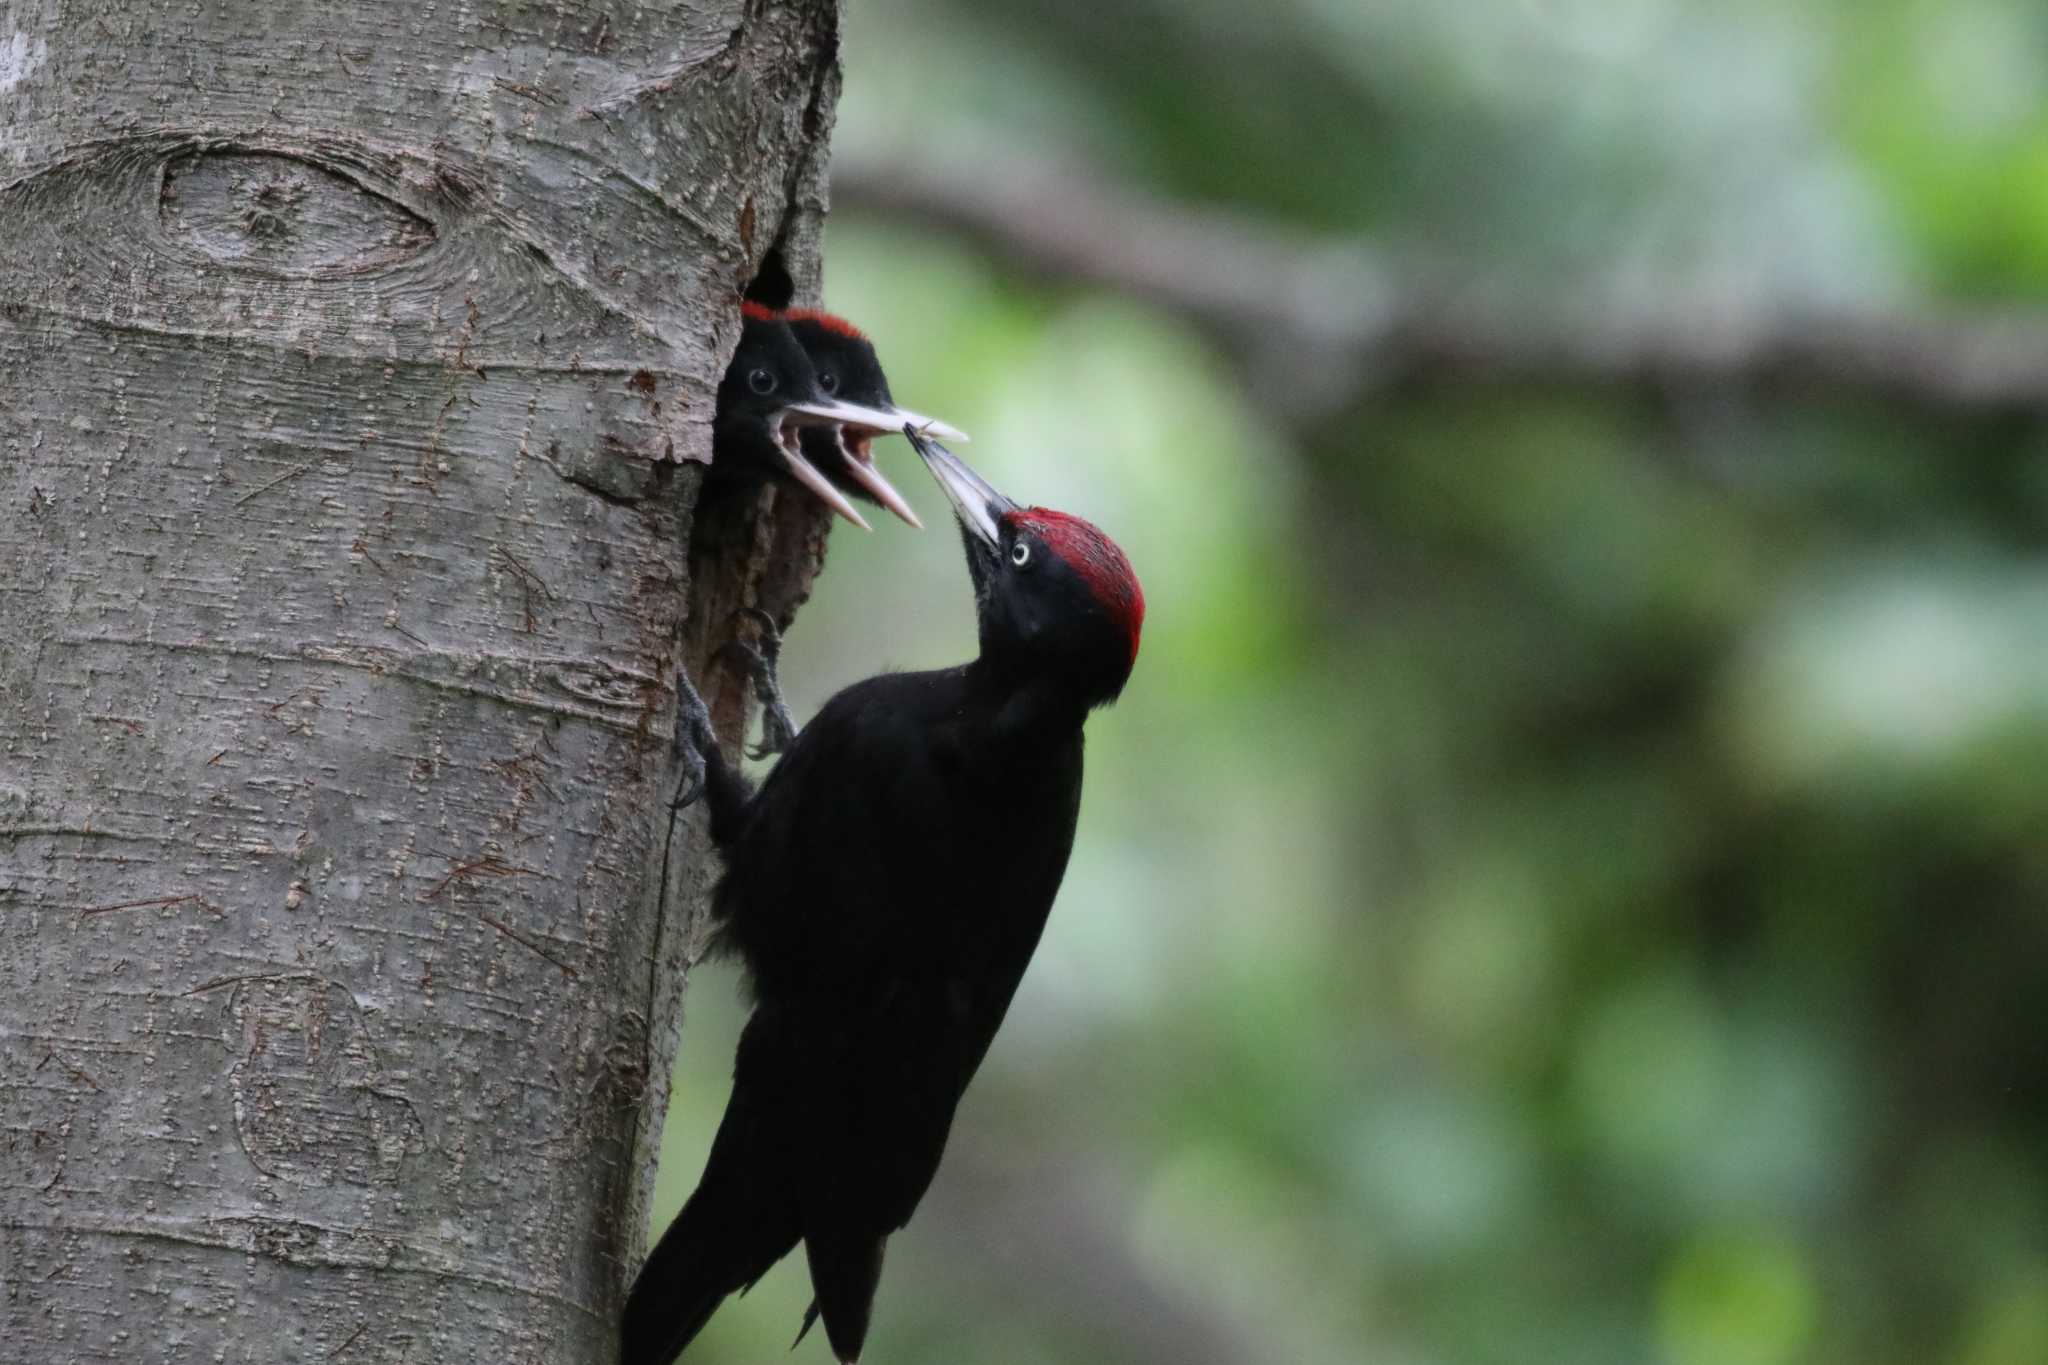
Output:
[{"left": 706, "top": 665, "right": 1085, "bottom": 1359}]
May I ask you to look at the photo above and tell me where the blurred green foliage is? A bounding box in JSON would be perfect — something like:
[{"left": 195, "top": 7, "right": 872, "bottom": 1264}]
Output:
[{"left": 652, "top": 3, "right": 2048, "bottom": 1362}]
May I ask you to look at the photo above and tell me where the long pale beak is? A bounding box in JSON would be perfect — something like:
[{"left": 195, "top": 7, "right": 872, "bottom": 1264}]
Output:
[
  {"left": 782, "top": 397, "right": 928, "bottom": 529},
  {"left": 784, "top": 397, "right": 907, "bottom": 433},
  {"left": 773, "top": 407, "right": 873, "bottom": 531},
  {"left": 791, "top": 399, "right": 968, "bottom": 446},
  {"left": 905, "top": 425, "right": 1015, "bottom": 546},
  {"left": 890, "top": 408, "right": 969, "bottom": 443},
  {"left": 841, "top": 406, "right": 967, "bottom": 528},
  {"left": 834, "top": 431, "right": 924, "bottom": 529}
]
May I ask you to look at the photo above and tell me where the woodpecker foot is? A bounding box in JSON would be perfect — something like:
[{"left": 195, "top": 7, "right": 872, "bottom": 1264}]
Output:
[
  {"left": 719, "top": 607, "right": 799, "bottom": 759},
  {"left": 669, "top": 666, "right": 716, "bottom": 810}
]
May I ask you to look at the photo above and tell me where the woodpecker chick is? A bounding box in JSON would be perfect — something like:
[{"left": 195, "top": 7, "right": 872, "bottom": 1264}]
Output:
[
  {"left": 709, "top": 305, "right": 905, "bottom": 530},
  {"left": 781, "top": 308, "right": 968, "bottom": 530},
  {"left": 623, "top": 435, "right": 1144, "bottom": 1365}
]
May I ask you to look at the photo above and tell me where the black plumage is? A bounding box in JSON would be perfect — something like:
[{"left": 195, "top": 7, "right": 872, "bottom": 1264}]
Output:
[{"left": 623, "top": 432, "right": 1145, "bottom": 1365}]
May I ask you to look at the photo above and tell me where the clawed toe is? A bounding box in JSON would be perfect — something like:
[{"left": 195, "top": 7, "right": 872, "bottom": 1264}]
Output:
[
  {"left": 719, "top": 608, "right": 801, "bottom": 759},
  {"left": 669, "top": 666, "right": 717, "bottom": 808},
  {"left": 754, "top": 699, "right": 799, "bottom": 759}
]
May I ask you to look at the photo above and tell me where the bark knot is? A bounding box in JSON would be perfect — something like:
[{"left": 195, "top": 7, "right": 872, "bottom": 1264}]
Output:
[{"left": 220, "top": 974, "right": 425, "bottom": 1187}]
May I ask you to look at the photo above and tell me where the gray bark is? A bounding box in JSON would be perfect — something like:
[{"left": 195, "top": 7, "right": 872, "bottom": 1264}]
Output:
[{"left": 0, "top": 2, "right": 842, "bottom": 1360}]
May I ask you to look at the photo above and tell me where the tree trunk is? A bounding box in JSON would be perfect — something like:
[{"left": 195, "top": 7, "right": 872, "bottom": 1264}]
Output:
[{"left": 0, "top": 3, "right": 841, "bottom": 1359}]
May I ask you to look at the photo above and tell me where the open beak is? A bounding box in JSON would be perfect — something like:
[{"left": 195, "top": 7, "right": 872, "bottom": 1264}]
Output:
[
  {"left": 845, "top": 407, "right": 969, "bottom": 529},
  {"left": 905, "top": 425, "right": 1015, "bottom": 548},
  {"left": 786, "top": 399, "right": 967, "bottom": 531},
  {"left": 770, "top": 416, "right": 870, "bottom": 530},
  {"left": 832, "top": 428, "right": 924, "bottom": 529},
  {"left": 778, "top": 397, "right": 909, "bottom": 531}
]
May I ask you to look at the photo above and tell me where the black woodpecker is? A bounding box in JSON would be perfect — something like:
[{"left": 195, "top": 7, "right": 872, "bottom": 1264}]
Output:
[
  {"left": 706, "top": 303, "right": 910, "bottom": 530},
  {"left": 623, "top": 431, "right": 1145, "bottom": 1365}
]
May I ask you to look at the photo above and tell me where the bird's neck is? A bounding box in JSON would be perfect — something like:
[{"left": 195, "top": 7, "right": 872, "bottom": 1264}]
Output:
[{"left": 964, "top": 656, "right": 1092, "bottom": 746}]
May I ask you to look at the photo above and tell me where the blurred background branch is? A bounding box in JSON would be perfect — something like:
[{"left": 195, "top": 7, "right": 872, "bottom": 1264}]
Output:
[{"left": 837, "top": 151, "right": 2048, "bottom": 421}]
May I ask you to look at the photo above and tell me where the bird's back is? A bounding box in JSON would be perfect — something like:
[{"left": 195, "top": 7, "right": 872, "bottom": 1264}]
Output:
[{"left": 717, "top": 664, "right": 1084, "bottom": 1227}]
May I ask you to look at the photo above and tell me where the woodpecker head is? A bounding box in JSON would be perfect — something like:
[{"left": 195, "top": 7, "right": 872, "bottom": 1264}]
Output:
[
  {"left": 776, "top": 309, "right": 968, "bottom": 530},
  {"left": 712, "top": 304, "right": 907, "bottom": 530},
  {"left": 907, "top": 428, "right": 1144, "bottom": 708}
]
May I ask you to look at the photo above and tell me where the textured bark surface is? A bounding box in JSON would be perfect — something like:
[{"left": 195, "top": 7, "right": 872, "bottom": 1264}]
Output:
[{"left": 0, "top": 2, "right": 841, "bottom": 1360}]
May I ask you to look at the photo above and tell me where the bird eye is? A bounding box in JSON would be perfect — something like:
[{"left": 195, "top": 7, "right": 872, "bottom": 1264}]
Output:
[
  {"left": 1010, "top": 541, "right": 1032, "bottom": 568},
  {"left": 818, "top": 371, "right": 839, "bottom": 395},
  {"left": 748, "top": 368, "right": 776, "bottom": 396}
]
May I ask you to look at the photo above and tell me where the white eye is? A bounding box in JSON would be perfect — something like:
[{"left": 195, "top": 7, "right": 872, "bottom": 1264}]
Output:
[{"left": 1010, "top": 540, "right": 1032, "bottom": 568}]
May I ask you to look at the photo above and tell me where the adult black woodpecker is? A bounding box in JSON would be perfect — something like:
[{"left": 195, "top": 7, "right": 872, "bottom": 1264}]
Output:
[
  {"left": 777, "top": 307, "right": 968, "bottom": 530},
  {"left": 707, "top": 303, "right": 908, "bottom": 530},
  {"left": 623, "top": 431, "right": 1145, "bottom": 1365}
]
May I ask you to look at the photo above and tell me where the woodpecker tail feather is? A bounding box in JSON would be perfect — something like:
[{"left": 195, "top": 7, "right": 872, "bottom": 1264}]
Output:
[
  {"left": 790, "top": 1299, "right": 822, "bottom": 1351},
  {"left": 619, "top": 1169, "right": 798, "bottom": 1365},
  {"left": 803, "top": 1229, "right": 887, "bottom": 1364},
  {"left": 620, "top": 1020, "right": 800, "bottom": 1365}
]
